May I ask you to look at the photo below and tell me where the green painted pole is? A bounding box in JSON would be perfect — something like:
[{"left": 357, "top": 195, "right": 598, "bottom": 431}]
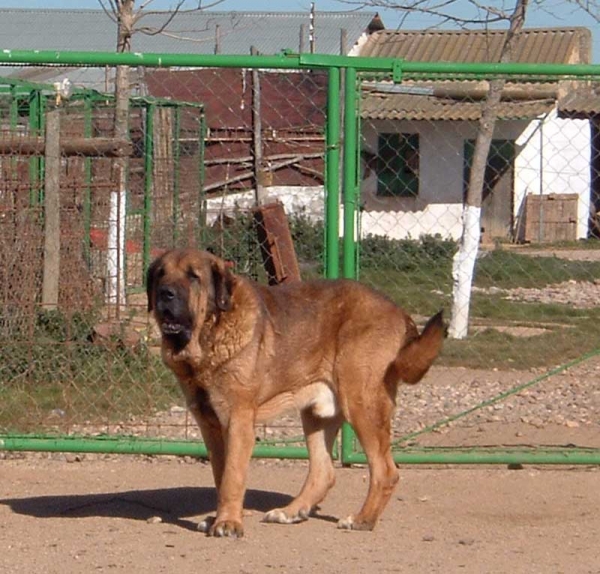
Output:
[
  {"left": 0, "top": 435, "right": 310, "bottom": 459},
  {"left": 28, "top": 89, "right": 42, "bottom": 206},
  {"left": 0, "top": 50, "right": 302, "bottom": 70},
  {"left": 2, "top": 49, "right": 600, "bottom": 78},
  {"left": 1, "top": 435, "right": 598, "bottom": 465},
  {"left": 340, "top": 66, "right": 359, "bottom": 464},
  {"left": 342, "top": 66, "right": 358, "bottom": 280},
  {"left": 350, "top": 448, "right": 600, "bottom": 466},
  {"left": 325, "top": 66, "right": 341, "bottom": 279},
  {"left": 143, "top": 102, "right": 155, "bottom": 275},
  {"left": 299, "top": 53, "right": 600, "bottom": 77}
]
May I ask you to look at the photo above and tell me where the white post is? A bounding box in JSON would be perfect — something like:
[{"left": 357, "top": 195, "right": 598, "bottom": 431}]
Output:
[
  {"left": 448, "top": 205, "right": 481, "bottom": 339},
  {"left": 107, "top": 189, "right": 127, "bottom": 307}
]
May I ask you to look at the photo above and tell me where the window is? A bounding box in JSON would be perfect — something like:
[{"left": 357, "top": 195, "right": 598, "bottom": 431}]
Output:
[{"left": 376, "top": 133, "right": 419, "bottom": 197}]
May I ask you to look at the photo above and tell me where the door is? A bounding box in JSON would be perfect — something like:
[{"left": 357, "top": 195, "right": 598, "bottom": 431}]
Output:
[{"left": 464, "top": 139, "right": 516, "bottom": 243}]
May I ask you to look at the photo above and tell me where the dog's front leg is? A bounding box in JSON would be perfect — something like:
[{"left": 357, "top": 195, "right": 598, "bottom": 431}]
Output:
[{"left": 209, "top": 407, "right": 255, "bottom": 538}]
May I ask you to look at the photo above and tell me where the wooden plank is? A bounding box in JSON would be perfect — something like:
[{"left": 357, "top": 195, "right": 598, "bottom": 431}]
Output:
[
  {"left": 0, "top": 136, "right": 132, "bottom": 157},
  {"left": 253, "top": 202, "right": 301, "bottom": 285}
]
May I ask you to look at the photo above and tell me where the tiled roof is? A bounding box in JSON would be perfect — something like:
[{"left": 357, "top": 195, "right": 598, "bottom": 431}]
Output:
[
  {"left": 358, "top": 27, "right": 591, "bottom": 64},
  {"left": 358, "top": 27, "right": 592, "bottom": 121}
]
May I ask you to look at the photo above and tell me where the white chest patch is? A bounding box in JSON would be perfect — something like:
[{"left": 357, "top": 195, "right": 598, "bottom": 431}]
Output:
[
  {"left": 294, "top": 382, "right": 339, "bottom": 418},
  {"left": 256, "top": 382, "right": 339, "bottom": 422}
]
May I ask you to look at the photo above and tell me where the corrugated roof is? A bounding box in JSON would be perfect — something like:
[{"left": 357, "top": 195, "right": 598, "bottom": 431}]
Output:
[
  {"left": 358, "top": 27, "right": 591, "bottom": 121},
  {"left": 0, "top": 8, "right": 377, "bottom": 55},
  {"left": 358, "top": 27, "right": 591, "bottom": 64},
  {"left": 361, "top": 90, "right": 555, "bottom": 121},
  {"left": 560, "top": 86, "right": 600, "bottom": 117}
]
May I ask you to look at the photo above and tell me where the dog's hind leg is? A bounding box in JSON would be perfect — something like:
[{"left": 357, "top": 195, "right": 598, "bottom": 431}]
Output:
[
  {"left": 263, "top": 411, "right": 343, "bottom": 525},
  {"left": 337, "top": 390, "right": 399, "bottom": 531}
]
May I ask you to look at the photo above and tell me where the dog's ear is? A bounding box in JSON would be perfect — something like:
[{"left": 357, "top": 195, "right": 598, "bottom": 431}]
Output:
[
  {"left": 146, "top": 257, "right": 162, "bottom": 312},
  {"left": 211, "top": 259, "right": 234, "bottom": 312}
]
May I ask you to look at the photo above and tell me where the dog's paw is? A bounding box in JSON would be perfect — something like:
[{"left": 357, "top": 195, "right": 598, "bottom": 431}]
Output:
[
  {"left": 209, "top": 519, "right": 244, "bottom": 538},
  {"left": 263, "top": 507, "right": 310, "bottom": 525},
  {"left": 337, "top": 515, "right": 375, "bottom": 531}
]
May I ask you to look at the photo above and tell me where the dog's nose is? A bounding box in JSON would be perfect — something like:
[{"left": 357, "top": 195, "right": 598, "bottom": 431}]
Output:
[{"left": 158, "top": 285, "right": 176, "bottom": 302}]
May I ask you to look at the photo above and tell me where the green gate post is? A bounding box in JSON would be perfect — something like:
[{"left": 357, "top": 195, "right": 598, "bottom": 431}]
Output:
[
  {"left": 325, "top": 66, "right": 341, "bottom": 280},
  {"left": 340, "top": 66, "right": 360, "bottom": 465}
]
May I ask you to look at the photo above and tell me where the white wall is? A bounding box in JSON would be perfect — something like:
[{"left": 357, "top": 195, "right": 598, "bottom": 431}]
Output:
[
  {"left": 204, "top": 186, "right": 325, "bottom": 224},
  {"left": 515, "top": 108, "right": 591, "bottom": 239},
  {"left": 360, "top": 114, "right": 592, "bottom": 240}
]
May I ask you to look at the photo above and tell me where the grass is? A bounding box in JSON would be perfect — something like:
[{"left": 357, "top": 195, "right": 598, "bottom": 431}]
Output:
[
  {"left": 3, "top": 239, "right": 600, "bottom": 431},
  {"left": 0, "top": 309, "right": 181, "bottom": 433},
  {"left": 360, "top": 245, "right": 600, "bottom": 370}
]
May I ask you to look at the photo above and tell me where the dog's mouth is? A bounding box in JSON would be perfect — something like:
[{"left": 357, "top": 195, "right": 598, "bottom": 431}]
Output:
[{"left": 160, "top": 321, "right": 185, "bottom": 335}]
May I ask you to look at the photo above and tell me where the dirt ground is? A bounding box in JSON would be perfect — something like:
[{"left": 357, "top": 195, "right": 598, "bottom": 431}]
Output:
[
  {"left": 1, "top": 455, "right": 600, "bottom": 574},
  {"left": 2, "top": 247, "right": 600, "bottom": 574}
]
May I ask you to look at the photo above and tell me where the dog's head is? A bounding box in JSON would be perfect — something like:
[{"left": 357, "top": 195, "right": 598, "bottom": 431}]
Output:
[{"left": 146, "top": 249, "right": 234, "bottom": 353}]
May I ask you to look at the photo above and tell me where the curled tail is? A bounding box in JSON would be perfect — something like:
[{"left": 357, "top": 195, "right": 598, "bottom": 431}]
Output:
[{"left": 393, "top": 311, "right": 446, "bottom": 384}]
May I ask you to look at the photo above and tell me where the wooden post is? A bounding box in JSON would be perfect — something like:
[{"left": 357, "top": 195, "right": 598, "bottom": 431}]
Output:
[
  {"left": 42, "top": 109, "right": 61, "bottom": 310},
  {"left": 299, "top": 24, "right": 306, "bottom": 53},
  {"left": 251, "top": 46, "right": 267, "bottom": 206},
  {"left": 340, "top": 28, "right": 348, "bottom": 55}
]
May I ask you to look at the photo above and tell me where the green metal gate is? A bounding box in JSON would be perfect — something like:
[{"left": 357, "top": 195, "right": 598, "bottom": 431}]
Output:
[{"left": 0, "top": 49, "right": 599, "bottom": 465}]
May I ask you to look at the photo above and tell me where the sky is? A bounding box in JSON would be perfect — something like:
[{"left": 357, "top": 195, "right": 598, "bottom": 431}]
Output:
[{"left": 0, "top": 0, "right": 598, "bottom": 61}]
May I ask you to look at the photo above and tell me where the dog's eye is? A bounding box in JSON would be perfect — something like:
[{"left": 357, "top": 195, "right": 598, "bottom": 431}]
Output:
[{"left": 187, "top": 268, "right": 201, "bottom": 282}]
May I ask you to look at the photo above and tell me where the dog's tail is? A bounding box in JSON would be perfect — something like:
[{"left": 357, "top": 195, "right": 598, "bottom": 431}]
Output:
[{"left": 392, "top": 311, "right": 446, "bottom": 385}]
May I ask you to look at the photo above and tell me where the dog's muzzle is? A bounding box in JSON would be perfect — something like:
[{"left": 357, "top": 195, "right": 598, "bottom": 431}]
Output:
[{"left": 155, "top": 285, "right": 193, "bottom": 350}]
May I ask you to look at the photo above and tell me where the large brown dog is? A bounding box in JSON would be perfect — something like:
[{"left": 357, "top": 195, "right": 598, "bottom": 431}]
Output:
[{"left": 147, "top": 248, "right": 445, "bottom": 537}]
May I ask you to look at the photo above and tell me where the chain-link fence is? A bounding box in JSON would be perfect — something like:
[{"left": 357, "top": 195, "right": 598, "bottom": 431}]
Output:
[{"left": 1, "top": 50, "right": 599, "bottom": 464}]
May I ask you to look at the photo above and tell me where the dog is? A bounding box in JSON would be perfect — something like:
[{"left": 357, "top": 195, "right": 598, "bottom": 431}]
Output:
[{"left": 147, "top": 248, "right": 445, "bottom": 537}]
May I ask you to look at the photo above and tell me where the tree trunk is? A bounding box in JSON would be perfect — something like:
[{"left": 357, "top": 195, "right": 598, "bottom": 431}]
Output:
[
  {"left": 108, "top": 0, "right": 135, "bottom": 311},
  {"left": 449, "top": 0, "right": 529, "bottom": 339}
]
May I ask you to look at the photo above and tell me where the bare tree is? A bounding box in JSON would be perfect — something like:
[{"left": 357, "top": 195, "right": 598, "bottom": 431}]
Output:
[
  {"left": 450, "top": 0, "right": 528, "bottom": 339},
  {"left": 97, "top": 0, "right": 223, "bottom": 309}
]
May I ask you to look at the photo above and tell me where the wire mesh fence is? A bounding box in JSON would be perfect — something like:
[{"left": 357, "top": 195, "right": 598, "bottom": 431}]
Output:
[{"left": 0, "top": 51, "right": 599, "bottom": 464}]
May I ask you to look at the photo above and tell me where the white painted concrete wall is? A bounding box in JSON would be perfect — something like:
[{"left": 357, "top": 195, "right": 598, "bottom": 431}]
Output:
[{"left": 515, "top": 108, "right": 591, "bottom": 239}]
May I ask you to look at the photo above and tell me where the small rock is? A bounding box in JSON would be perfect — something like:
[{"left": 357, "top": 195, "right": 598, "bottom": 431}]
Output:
[
  {"left": 458, "top": 538, "right": 475, "bottom": 546},
  {"left": 147, "top": 516, "right": 163, "bottom": 524},
  {"left": 565, "top": 420, "right": 580, "bottom": 428},
  {"left": 422, "top": 535, "right": 435, "bottom": 542}
]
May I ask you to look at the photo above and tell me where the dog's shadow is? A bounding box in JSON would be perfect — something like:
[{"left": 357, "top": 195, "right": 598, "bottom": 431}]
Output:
[{"left": 0, "top": 487, "right": 302, "bottom": 532}]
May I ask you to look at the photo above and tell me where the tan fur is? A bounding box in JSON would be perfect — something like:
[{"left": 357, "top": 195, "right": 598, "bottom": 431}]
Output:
[{"left": 147, "top": 248, "right": 445, "bottom": 537}]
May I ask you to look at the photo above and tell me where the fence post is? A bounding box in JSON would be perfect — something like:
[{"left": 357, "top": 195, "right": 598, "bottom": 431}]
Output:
[
  {"left": 143, "top": 101, "right": 155, "bottom": 276},
  {"left": 42, "top": 108, "right": 61, "bottom": 310},
  {"left": 340, "top": 65, "right": 360, "bottom": 464},
  {"left": 325, "top": 66, "right": 341, "bottom": 279}
]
